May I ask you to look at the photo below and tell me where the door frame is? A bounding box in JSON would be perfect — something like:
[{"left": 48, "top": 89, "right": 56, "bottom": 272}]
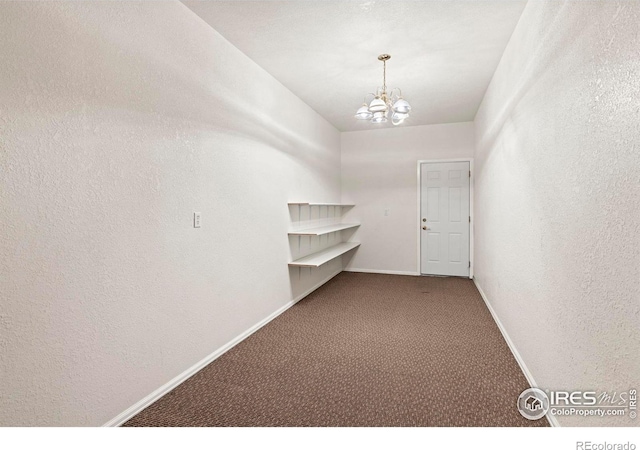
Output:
[{"left": 417, "top": 158, "right": 474, "bottom": 279}]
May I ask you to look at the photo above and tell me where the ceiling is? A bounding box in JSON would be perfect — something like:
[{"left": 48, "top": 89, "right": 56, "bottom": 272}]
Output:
[{"left": 182, "top": 1, "right": 527, "bottom": 132}]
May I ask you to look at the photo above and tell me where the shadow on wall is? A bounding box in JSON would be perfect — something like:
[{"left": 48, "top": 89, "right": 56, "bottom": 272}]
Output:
[
  {"left": 475, "top": 1, "right": 575, "bottom": 154},
  {"left": 15, "top": 1, "right": 337, "bottom": 173}
]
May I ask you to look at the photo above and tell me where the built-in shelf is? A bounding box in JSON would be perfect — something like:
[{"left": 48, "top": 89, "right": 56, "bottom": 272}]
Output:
[
  {"left": 289, "top": 242, "right": 360, "bottom": 268},
  {"left": 288, "top": 223, "right": 360, "bottom": 236},
  {"left": 288, "top": 202, "right": 355, "bottom": 207}
]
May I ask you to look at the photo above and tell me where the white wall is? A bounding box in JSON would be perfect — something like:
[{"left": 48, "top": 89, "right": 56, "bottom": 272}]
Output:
[
  {"left": 474, "top": 0, "right": 640, "bottom": 426},
  {"left": 0, "top": 1, "right": 341, "bottom": 426},
  {"left": 340, "top": 123, "right": 475, "bottom": 275}
]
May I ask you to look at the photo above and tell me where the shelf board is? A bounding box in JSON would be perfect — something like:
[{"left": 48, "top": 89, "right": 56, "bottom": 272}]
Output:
[
  {"left": 288, "top": 202, "right": 355, "bottom": 207},
  {"left": 288, "top": 223, "right": 360, "bottom": 236},
  {"left": 289, "top": 242, "right": 360, "bottom": 268}
]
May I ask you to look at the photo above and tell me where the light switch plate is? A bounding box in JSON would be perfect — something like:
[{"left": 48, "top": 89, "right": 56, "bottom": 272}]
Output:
[{"left": 194, "top": 212, "right": 201, "bottom": 228}]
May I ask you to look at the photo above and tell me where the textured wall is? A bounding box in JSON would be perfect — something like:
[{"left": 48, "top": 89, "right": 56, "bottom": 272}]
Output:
[
  {"left": 474, "top": 0, "right": 640, "bottom": 426},
  {"left": 341, "top": 123, "right": 474, "bottom": 274},
  {"left": 0, "top": 1, "right": 340, "bottom": 426}
]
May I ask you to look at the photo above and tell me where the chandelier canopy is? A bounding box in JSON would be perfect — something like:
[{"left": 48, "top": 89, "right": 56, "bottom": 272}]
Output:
[{"left": 355, "top": 54, "right": 411, "bottom": 125}]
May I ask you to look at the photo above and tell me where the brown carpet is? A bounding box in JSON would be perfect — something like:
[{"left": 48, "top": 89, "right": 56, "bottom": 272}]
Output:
[{"left": 124, "top": 272, "right": 547, "bottom": 427}]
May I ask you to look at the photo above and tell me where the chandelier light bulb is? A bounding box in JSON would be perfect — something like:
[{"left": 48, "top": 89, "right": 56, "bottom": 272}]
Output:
[
  {"left": 392, "top": 98, "right": 411, "bottom": 114},
  {"left": 354, "top": 54, "right": 411, "bottom": 125},
  {"left": 368, "top": 97, "right": 387, "bottom": 113},
  {"left": 355, "top": 104, "right": 373, "bottom": 120},
  {"left": 392, "top": 112, "right": 408, "bottom": 126},
  {"left": 372, "top": 111, "right": 387, "bottom": 123}
]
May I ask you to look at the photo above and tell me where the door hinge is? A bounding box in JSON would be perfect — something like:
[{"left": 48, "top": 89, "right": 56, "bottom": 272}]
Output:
[
  {"left": 469, "top": 170, "right": 471, "bottom": 177},
  {"left": 469, "top": 216, "right": 471, "bottom": 223},
  {"left": 469, "top": 261, "right": 471, "bottom": 268}
]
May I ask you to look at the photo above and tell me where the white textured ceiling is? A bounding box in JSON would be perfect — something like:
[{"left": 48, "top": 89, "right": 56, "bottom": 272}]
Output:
[{"left": 183, "top": 0, "right": 527, "bottom": 131}]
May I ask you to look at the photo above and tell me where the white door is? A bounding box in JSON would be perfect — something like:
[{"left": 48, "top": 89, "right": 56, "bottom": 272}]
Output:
[{"left": 420, "top": 161, "right": 470, "bottom": 277}]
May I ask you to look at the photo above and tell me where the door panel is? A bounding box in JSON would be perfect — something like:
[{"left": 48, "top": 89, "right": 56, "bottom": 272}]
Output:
[
  {"left": 449, "top": 233, "right": 461, "bottom": 262},
  {"left": 427, "top": 232, "right": 440, "bottom": 261},
  {"left": 420, "top": 161, "right": 470, "bottom": 277},
  {"left": 426, "top": 187, "right": 440, "bottom": 221},
  {"left": 449, "top": 188, "right": 461, "bottom": 222}
]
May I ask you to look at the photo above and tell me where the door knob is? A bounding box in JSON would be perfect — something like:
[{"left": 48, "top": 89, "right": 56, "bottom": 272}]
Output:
[{"left": 422, "top": 226, "right": 429, "bottom": 230}]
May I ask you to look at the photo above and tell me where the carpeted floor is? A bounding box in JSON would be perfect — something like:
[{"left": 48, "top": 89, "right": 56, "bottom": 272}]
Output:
[{"left": 124, "top": 272, "right": 547, "bottom": 427}]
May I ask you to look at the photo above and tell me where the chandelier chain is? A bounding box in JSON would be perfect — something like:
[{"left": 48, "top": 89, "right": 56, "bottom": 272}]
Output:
[{"left": 383, "top": 59, "right": 386, "bottom": 92}]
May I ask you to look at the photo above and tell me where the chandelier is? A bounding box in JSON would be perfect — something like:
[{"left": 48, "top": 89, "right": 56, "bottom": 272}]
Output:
[{"left": 355, "top": 54, "right": 411, "bottom": 125}]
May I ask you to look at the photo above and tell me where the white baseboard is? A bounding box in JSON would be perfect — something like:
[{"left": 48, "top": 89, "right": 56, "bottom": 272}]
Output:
[
  {"left": 344, "top": 268, "right": 420, "bottom": 277},
  {"left": 473, "top": 279, "right": 560, "bottom": 428},
  {"left": 103, "top": 269, "right": 342, "bottom": 427}
]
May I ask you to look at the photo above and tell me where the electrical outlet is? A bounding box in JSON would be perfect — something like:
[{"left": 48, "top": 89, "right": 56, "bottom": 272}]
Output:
[
  {"left": 384, "top": 208, "right": 390, "bottom": 216},
  {"left": 194, "top": 212, "right": 201, "bottom": 228}
]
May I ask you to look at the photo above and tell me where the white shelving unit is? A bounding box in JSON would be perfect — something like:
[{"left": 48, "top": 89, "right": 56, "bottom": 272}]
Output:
[
  {"left": 288, "top": 223, "right": 360, "bottom": 236},
  {"left": 287, "top": 202, "right": 354, "bottom": 207},
  {"left": 289, "top": 242, "right": 360, "bottom": 268},
  {"left": 287, "top": 202, "right": 359, "bottom": 268}
]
